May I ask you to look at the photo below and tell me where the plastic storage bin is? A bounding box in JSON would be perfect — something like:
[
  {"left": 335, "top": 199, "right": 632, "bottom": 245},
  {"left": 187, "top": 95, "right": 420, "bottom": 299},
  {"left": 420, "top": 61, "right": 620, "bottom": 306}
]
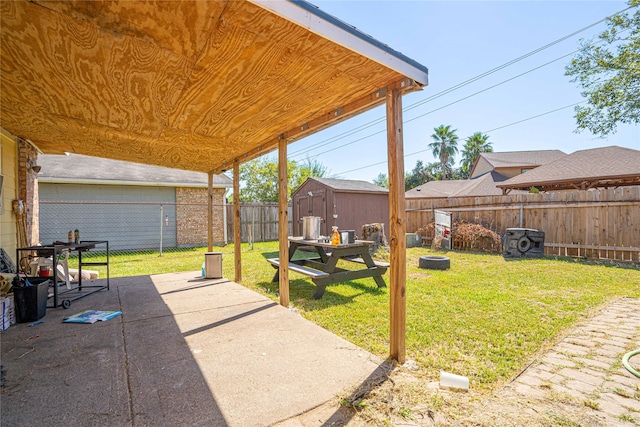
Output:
[
  {"left": 204, "top": 252, "right": 223, "bottom": 279},
  {"left": 13, "top": 277, "right": 50, "bottom": 322}
]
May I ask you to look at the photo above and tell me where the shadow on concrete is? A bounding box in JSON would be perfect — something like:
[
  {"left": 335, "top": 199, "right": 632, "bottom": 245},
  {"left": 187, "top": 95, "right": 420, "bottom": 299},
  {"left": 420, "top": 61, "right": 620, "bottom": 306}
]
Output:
[
  {"left": 183, "top": 302, "right": 277, "bottom": 337},
  {"left": 0, "top": 275, "right": 229, "bottom": 427},
  {"left": 161, "top": 278, "right": 231, "bottom": 295},
  {"left": 2, "top": 271, "right": 384, "bottom": 427}
]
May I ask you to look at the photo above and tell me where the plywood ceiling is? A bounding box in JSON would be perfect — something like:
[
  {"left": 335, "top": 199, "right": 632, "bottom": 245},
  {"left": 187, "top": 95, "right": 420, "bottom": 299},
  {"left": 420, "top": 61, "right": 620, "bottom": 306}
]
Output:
[{"left": 1, "top": 0, "right": 426, "bottom": 173}]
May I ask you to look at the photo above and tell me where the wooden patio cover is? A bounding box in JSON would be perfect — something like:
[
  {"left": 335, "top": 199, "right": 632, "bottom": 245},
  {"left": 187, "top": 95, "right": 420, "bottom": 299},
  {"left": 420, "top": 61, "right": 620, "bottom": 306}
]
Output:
[{"left": 0, "top": 0, "right": 429, "bottom": 362}]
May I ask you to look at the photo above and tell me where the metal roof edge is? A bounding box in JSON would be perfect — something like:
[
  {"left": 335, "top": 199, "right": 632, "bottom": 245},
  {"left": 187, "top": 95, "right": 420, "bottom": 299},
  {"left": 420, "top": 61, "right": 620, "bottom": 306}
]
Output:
[
  {"left": 249, "top": 0, "right": 429, "bottom": 86},
  {"left": 37, "top": 177, "right": 231, "bottom": 188}
]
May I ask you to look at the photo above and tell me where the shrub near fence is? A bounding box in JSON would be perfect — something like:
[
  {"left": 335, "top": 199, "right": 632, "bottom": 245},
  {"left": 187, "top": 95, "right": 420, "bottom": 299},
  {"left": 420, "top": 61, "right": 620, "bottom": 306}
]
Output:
[{"left": 406, "top": 187, "right": 640, "bottom": 262}]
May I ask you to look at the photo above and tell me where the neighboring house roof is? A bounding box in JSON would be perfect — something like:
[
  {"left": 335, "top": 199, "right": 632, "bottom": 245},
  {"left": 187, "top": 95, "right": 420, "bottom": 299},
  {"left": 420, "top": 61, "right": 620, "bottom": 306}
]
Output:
[
  {"left": 478, "top": 150, "right": 567, "bottom": 168},
  {"left": 406, "top": 171, "right": 525, "bottom": 199},
  {"left": 37, "top": 154, "right": 232, "bottom": 188},
  {"left": 301, "top": 177, "right": 388, "bottom": 194},
  {"left": 497, "top": 146, "right": 640, "bottom": 192},
  {"left": 454, "top": 171, "right": 514, "bottom": 197},
  {"left": 469, "top": 149, "right": 566, "bottom": 177},
  {"left": 405, "top": 180, "right": 469, "bottom": 199}
]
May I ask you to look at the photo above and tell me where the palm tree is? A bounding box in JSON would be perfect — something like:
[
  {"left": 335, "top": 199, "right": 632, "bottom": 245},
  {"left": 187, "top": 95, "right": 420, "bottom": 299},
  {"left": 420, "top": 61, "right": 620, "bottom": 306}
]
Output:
[
  {"left": 428, "top": 125, "right": 459, "bottom": 180},
  {"left": 461, "top": 132, "right": 493, "bottom": 178}
]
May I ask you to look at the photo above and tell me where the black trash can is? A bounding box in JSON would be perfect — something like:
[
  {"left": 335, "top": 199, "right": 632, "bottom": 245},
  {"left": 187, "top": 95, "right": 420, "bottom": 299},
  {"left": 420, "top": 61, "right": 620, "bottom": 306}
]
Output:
[{"left": 13, "top": 277, "right": 50, "bottom": 323}]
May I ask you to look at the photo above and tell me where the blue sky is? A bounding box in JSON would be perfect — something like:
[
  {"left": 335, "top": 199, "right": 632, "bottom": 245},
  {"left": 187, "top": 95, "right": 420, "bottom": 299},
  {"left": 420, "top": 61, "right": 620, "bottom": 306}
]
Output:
[{"left": 280, "top": 0, "right": 639, "bottom": 182}]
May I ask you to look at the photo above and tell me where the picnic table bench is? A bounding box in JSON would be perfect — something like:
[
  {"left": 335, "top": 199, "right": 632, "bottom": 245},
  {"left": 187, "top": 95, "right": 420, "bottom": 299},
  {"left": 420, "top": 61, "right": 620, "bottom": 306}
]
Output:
[
  {"left": 266, "top": 258, "right": 329, "bottom": 279},
  {"left": 268, "top": 237, "right": 388, "bottom": 299}
]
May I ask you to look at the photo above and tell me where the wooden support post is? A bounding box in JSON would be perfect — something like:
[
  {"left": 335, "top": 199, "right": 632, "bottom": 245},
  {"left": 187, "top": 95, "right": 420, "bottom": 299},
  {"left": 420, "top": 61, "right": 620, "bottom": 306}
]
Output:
[
  {"left": 386, "top": 86, "right": 406, "bottom": 364},
  {"left": 207, "top": 172, "right": 213, "bottom": 252},
  {"left": 233, "top": 162, "right": 242, "bottom": 283},
  {"left": 278, "top": 137, "right": 290, "bottom": 307}
]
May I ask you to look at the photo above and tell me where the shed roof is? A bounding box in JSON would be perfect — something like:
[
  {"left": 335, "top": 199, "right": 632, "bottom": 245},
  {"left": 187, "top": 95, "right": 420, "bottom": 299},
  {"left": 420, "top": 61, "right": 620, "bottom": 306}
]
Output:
[
  {"left": 37, "top": 154, "right": 232, "bottom": 188},
  {"left": 301, "top": 177, "right": 388, "bottom": 194},
  {"left": 0, "top": 0, "right": 428, "bottom": 173},
  {"left": 497, "top": 146, "right": 640, "bottom": 192}
]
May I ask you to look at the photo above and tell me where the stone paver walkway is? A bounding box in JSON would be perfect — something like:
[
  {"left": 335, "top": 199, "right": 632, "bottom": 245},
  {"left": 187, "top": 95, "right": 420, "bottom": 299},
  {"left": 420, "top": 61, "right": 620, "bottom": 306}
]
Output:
[{"left": 472, "top": 297, "right": 640, "bottom": 426}]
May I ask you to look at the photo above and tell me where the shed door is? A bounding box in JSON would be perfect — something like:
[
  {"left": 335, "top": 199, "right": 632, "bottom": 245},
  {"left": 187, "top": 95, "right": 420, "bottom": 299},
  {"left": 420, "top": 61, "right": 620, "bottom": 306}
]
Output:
[
  {"left": 310, "top": 190, "right": 327, "bottom": 236},
  {"left": 295, "top": 195, "right": 310, "bottom": 236}
]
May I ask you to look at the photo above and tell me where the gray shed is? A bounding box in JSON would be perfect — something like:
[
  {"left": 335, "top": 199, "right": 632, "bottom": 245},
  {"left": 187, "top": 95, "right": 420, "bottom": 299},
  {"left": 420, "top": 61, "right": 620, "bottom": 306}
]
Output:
[{"left": 291, "top": 178, "right": 388, "bottom": 238}]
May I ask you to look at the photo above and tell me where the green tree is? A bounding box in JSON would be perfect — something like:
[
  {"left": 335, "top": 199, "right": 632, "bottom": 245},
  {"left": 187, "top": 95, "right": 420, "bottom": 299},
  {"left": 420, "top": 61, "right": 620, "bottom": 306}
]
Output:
[
  {"left": 404, "top": 160, "right": 437, "bottom": 190},
  {"left": 565, "top": 0, "right": 640, "bottom": 136},
  {"left": 299, "top": 156, "right": 331, "bottom": 183},
  {"left": 372, "top": 173, "right": 389, "bottom": 189},
  {"left": 460, "top": 132, "right": 493, "bottom": 178},
  {"left": 238, "top": 156, "right": 330, "bottom": 202},
  {"left": 449, "top": 167, "right": 465, "bottom": 181},
  {"left": 428, "top": 125, "right": 459, "bottom": 180}
]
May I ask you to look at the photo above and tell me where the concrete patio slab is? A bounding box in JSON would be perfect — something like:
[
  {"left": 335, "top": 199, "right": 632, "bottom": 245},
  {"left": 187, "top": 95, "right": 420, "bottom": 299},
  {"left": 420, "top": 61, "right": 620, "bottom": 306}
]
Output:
[{"left": 1, "top": 272, "right": 384, "bottom": 426}]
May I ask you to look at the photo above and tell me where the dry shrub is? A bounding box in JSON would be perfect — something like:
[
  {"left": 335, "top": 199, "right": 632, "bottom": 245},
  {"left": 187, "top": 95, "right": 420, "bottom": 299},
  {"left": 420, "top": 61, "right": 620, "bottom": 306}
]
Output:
[
  {"left": 454, "top": 220, "right": 501, "bottom": 253},
  {"left": 415, "top": 222, "right": 435, "bottom": 238},
  {"left": 415, "top": 220, "right": 502, "bottom": 253}
]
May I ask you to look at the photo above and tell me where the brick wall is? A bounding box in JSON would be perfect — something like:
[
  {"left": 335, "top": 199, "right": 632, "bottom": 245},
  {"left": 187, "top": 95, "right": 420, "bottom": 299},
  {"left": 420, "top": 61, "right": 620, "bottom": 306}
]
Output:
[
  {"left": 175, "top": 187, "right": 226, "bottom": 246},
  {"left": 17, "top": 139, "right": 39, "bottom": 246}
]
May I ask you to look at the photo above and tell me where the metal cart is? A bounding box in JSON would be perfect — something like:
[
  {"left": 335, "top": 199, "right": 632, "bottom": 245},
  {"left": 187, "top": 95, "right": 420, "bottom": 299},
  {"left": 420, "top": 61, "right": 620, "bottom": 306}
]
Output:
[{"left": 16, "top": 241, "right": 110, "bottom": 309}]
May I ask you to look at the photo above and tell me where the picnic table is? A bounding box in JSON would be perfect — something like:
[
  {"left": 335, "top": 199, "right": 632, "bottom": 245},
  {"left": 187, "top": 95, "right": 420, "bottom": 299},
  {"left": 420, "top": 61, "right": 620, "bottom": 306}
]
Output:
[{"left": 267, "top": 237, "right": 389, "bottom": 299}]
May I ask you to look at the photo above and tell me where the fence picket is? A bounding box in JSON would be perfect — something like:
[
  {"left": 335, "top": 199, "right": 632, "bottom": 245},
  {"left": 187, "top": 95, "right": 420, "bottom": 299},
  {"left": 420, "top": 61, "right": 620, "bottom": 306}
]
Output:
[{"left": 406, "top": 187, "right": 640, "bottom": 262}]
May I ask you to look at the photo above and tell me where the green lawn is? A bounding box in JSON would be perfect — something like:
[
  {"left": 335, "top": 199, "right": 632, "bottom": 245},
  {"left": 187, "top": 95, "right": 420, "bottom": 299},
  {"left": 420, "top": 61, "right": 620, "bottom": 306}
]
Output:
[{"left": 85, "top": 241, "right": 640, "bottom": 391}]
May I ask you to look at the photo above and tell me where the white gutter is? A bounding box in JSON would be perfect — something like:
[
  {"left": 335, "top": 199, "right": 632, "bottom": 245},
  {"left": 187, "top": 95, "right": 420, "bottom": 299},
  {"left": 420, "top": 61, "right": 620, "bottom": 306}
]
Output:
[{"left": 37, "top": 176, "right": 232, "bottom": 189}]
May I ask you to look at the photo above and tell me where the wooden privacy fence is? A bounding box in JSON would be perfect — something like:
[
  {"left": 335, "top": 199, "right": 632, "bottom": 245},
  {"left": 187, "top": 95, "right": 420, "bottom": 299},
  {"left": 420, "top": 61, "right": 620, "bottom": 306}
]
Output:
[
  {"left": 406, "top": 187, "right": 640, "bottom": 262},
  {"left": 226, "top": 203, "right": 292, "bottom": 243}
]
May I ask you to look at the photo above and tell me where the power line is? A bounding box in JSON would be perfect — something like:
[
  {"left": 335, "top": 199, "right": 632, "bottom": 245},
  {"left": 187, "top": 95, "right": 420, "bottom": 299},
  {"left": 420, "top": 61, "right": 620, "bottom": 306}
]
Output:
[
  {"left": 333, "top": 101, "right": 586, "bottom": 177},
  {"left": 298, "top": 49, "right": 581, "bottom": 161},
  {"left": 482, "top": 101, "right": 585, "bottom": 134},
  {"left": 403, "top": 51, "right": 579, "bottom": 124},
  {"left": 401, "top": 7, "right": 628, "bottom": 113},
  {"left": 288, "top": 116, "right": 385, "bottom": 157},
  {"left": 294, "top": 25, "right": 624, "bottom": 163},
  {"left": 288, "top": 6, "right": 629, "bottom": 159}
]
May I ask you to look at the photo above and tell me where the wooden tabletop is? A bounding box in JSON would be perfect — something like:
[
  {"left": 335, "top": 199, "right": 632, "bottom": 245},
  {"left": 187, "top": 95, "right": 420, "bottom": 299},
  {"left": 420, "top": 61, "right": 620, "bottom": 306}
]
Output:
[{"left": 288, "top": 236, "right": 374, "bottom": 249}]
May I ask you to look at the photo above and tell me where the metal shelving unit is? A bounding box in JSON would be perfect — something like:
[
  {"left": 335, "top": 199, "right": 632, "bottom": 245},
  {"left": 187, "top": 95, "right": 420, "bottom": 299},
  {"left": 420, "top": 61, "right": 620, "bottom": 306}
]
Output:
[{"left": 16, "top": 241, "right": 110, "bottom": 309}]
